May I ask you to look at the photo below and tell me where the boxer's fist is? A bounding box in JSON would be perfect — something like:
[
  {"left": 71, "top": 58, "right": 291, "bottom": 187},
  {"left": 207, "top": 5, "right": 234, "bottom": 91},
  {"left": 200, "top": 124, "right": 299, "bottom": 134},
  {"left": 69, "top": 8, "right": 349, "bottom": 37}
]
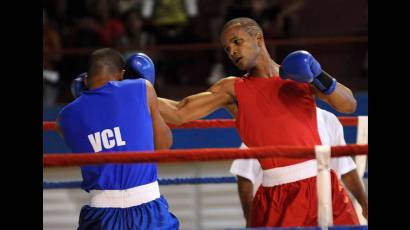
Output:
[
  {"left": 279, "top": 50, "right": 321, "bottom": 83},
  {"left": 70, "top": 72, "right": 88, "bottom": 99},
  {"left": 279, "top": 50, "right": 336, "bottom": 95},
  {"left": 124, "top": 52, "right": 155, "bottom": 85}
]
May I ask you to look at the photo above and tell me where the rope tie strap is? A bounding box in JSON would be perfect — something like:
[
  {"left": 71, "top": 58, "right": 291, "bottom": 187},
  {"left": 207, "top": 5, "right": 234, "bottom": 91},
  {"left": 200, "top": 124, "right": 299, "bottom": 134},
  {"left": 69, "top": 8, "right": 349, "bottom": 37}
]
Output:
[{"left": 315, "top": 146, "right": 333, "bottom": 228}]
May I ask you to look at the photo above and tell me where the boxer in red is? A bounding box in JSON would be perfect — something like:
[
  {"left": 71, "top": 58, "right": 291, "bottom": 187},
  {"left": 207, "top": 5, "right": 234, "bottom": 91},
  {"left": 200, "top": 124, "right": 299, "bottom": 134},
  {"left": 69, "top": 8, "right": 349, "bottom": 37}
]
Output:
[{"left": 158, "top": 17, "right": 359, "bottom": 227}]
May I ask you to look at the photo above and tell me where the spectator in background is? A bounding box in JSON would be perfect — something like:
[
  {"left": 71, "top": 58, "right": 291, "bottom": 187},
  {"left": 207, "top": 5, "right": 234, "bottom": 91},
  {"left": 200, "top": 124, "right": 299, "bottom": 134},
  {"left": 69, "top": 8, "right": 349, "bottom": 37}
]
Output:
[
  {"left": 142, "top": 0, "right": 199, "bottom": 86},
  {"left": 117, "top": 0, "right": 142, "bottom": 15},
  {"left": 143, "top": 0, "right": 197, "bottom": 44},
  {"left": 43, "top": 0, "right": 89, "bottom": 43},
  {"left": 75, "top": 0, "right": 125, "bottom": 47},
  {"left": 120, "top": 8, "right": 150, "bottom": 57},
  {"left": 244, "top": 0, "right": 307, "bottom": 38},
  {"left": 43, "top": 10, "right": 63, "bottom": 106},
  {"left": 204, "top": 0, "right": 234, "bottom": 85},
  {"left": 63, "top": 0, "right": 125, "bottom": 96},
  {"left": 43, "top": 0, "right": 69, "bottom": 35}
]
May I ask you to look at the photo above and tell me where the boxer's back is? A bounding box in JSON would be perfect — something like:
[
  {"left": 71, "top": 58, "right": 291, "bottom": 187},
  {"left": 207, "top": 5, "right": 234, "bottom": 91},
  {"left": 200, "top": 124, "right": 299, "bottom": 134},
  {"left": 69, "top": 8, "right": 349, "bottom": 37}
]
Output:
[{"left": 59, "top": 79, "right": 157, "bottom": 191}]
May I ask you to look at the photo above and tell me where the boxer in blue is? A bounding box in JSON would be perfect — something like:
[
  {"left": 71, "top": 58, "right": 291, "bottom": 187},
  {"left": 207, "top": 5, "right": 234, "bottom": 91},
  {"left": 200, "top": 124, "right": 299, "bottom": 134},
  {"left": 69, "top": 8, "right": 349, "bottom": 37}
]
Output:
[{"left": 57, "top": 48, "right": 179, "bottom": 230}]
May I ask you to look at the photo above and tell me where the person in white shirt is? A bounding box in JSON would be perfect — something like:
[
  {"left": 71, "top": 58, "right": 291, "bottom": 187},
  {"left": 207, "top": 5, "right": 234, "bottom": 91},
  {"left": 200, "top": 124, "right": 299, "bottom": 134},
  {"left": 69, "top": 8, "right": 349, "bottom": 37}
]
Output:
[{"left": 230, "top": 107, "right": 368, "bottom": 225}]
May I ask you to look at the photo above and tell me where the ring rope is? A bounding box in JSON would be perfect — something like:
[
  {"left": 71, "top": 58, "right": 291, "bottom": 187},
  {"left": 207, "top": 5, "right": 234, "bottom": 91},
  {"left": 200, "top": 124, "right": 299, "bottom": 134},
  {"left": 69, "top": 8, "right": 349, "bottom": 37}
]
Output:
[
  {"left": 43, "top": 117, "right": 360, "bottom": 131},
  {"left": 43, "top": 144, "right": 367, "bottom": 167},
  {"left": 44, "top": 172, "right": 368, "bottom": 189},
  {"left": 44, "top": 177, "right": 238, "bottom": 189}
]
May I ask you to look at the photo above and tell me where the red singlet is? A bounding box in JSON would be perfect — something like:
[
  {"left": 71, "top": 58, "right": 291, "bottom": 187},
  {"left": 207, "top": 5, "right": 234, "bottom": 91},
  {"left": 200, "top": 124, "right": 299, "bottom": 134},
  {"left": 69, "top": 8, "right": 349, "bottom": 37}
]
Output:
[
  {"left": 234, "top": 76, "right": 321, "bottom": 169},
  {"left": 234, "top": 76, "right": 359, "bottom": 227}
]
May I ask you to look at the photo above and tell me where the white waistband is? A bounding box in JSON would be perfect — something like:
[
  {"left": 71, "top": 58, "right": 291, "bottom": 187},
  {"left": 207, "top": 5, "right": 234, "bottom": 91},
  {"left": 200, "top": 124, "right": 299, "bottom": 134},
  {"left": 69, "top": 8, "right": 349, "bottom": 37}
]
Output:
[
  {"left": 262, "top": 160, "right": 318, "bottom": 187},
  {"left": 89, "top": 181, "right": 160, "bottom": 208}
]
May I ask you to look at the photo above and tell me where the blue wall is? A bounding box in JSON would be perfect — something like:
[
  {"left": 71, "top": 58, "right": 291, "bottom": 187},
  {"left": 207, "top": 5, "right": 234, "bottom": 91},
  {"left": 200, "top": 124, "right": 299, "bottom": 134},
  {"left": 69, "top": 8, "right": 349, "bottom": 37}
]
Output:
[
  {"left": 316, "top": 91, "right": 368, "bottom": 144},
  {"left": 43, "top": 92, "right": 368, "bottom": 153}
]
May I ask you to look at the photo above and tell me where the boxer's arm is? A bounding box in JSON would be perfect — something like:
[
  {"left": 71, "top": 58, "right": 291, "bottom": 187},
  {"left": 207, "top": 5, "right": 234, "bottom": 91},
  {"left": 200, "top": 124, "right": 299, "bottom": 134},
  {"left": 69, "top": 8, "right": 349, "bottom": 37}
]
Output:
[
  {"left": 311, "top": 82, "right": 357, "bottom": 114},
  {"left": 224, "top": 103, "right": 238, "bottom": 118},
  {"left": 341, "top": 169, "right": 368, "bottom": 220},
  {"left": 279, "top": 50, "right": 356, "bottom": 114},
  {"left": 237, "top": 176, "right": 254, "bottom": 227},
  {"left": 158, "top": 77, "right": 235, "bottom": 125},
  {"left": 157, "top": 98, "right": 182, "bottom": 124},
  {"left": 146, "top": 81, "right": 173, "bottom": 149}
]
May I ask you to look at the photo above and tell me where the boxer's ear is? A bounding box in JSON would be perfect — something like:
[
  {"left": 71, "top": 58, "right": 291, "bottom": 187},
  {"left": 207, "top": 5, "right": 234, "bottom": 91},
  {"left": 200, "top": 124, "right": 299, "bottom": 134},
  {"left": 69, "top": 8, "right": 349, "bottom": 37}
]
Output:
[
  {"left": 256, "top": 32, "right": 263, "bottom": 47},
  {"left": 116, "top": 70, "right": 125, "bottom": 81}
]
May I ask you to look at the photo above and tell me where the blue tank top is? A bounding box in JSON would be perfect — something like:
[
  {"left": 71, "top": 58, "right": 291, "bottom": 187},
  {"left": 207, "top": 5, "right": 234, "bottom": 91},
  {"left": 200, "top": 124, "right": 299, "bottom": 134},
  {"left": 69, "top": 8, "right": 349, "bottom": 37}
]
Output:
[{"left": 58, "top": 79, "right": 157, "bottom": 192}]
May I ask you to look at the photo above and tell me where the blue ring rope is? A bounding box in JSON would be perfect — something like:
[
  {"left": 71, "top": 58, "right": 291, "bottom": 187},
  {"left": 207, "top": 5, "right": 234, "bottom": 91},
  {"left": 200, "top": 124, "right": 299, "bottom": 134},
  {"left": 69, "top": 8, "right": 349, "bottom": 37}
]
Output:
[{"left": 43, "top": 173, "right": 367, "bottom": 189}]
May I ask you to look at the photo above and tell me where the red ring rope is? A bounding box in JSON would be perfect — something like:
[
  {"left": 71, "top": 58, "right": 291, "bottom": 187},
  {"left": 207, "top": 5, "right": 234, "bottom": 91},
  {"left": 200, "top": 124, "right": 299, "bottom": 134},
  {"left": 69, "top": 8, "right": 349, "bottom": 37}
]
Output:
[
  {"left": 43, "top": 144, "right": 367, "bottom": 167},
  {"left": 43, "top": 117, "right": 358, "bottom": 131}
]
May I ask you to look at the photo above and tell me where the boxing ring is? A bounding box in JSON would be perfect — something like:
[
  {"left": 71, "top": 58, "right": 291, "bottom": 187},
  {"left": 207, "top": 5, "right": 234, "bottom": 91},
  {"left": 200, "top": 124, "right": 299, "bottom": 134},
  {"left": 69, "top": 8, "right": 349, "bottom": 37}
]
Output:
[{"left": 43, "top": 116, "right": 368, "bottom": 230}]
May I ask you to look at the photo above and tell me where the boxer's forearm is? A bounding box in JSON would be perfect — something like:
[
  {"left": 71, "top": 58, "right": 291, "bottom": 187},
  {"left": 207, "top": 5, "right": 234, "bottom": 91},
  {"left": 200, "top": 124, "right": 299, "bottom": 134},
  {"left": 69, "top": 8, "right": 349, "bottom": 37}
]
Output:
[
  {"left": 341, "top": 170, "right": 368, "bottom": 219},
  {"left": 157, "top": 98, "right": 183, "bottom": 124},
  {"left": 159, "top": 92, "right": 230, "bottom": 125},
  {"left": 174, "top": 91, "right": 230, "bottom": 124},
  {"left": 313, "top": 82, "right": 357, "bottom": 113},
  {"left": 237, "top": 176, "right": 254, "bottom": 222}
]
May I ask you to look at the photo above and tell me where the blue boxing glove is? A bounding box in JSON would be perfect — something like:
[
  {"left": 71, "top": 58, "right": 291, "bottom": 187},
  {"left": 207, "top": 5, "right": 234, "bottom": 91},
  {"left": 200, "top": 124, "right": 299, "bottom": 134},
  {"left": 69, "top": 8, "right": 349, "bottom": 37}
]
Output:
[
  {"left": 70, "top": 72, "right": 88, "bottom": 99},
  {"left": 279, "top": 50, "right": 337, "bottom": 95},
  {"left": 124, "top": 52, "right": 155, "bottom": 85}
]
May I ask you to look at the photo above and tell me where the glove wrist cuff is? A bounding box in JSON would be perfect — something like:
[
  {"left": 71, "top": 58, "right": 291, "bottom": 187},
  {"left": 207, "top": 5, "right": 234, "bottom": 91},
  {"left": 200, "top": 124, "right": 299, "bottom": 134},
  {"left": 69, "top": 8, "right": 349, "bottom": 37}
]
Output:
[{"left": 313, "top": 71, "right": 337, "bottom": 95}]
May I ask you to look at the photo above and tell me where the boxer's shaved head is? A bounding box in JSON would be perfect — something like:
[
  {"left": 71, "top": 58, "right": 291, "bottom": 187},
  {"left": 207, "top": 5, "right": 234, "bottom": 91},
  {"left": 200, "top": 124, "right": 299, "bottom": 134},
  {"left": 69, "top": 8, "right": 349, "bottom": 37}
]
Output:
[
  {"left": 222, "top": 17, "right": 263, "bottom": 38},
  {"left": 220, "top": 18, "right": 265, "bottom": 71},
  {"left": 88, "top": 48, "right": 125, "bottom": 78},
  {"left": 87, "top": 48, "right": 125, "bottom": 89}
]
